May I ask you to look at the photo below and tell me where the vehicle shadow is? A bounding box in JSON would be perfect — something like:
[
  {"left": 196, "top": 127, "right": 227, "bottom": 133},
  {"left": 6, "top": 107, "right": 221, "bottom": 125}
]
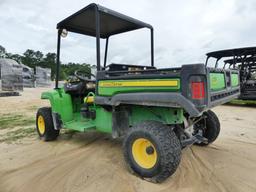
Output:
[
  {"left": 224, "top": 103, "right": 256, "bottom": 108},
  {"left": 57, "top": 129, "right": 122, "bottom": 146}
]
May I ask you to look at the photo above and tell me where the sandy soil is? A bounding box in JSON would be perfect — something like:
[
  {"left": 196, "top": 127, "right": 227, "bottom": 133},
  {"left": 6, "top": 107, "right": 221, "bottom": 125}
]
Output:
[{"left": 0, "top": 88, "right": 256, "bottom": 192}]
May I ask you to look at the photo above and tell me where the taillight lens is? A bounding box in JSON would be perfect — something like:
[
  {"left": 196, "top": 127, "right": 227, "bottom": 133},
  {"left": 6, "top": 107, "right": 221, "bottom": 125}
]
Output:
[{"left": 191, "top": 82, "right": 205, "bottom": 99}]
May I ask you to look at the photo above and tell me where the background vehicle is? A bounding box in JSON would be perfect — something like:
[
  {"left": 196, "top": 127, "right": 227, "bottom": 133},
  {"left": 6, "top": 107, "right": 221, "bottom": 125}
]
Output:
[
  {"left": 206, "top": 47, "right": 256, "bottom": 100},
  {"left": 36, "top": 3, "right": 240, "bottom": 182}
]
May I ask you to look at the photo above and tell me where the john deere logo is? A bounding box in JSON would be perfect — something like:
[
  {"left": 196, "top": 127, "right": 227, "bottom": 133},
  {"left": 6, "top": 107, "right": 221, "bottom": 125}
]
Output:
[
  {"left": 99, "top": 82, "right": 123, "bottom": 87},
  {"left": 99, "top": 80, "right": 179, "bottom": 87}
]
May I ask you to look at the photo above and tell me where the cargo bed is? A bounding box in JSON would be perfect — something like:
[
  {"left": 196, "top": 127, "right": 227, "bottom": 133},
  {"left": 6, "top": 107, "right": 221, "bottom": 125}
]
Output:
[{"left": 96, "top": 63, "right": 240, "bottom": 117}]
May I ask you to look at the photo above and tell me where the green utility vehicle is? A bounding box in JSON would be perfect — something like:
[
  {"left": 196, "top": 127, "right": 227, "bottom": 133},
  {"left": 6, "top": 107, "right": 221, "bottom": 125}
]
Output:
[
  {"left": 206, "top": 47, "right": 256, "bottom": 100},
  {"left": 36, "top": 4, "right": 240, "bottom": 182}
]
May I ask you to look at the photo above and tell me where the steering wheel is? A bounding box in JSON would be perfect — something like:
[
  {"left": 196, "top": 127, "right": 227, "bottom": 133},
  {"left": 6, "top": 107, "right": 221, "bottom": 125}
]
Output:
[{"left": 74, "top": 70, "right": 95, "bottom": 82}]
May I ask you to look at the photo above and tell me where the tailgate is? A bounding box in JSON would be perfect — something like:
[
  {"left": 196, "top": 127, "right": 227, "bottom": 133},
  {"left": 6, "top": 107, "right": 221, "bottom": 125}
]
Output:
[
  {"left": 180, "top": 64, "right": 240, "bottom": 116},
  {"left": 208, "top": 68, "right": 240, "bottom": 107}
]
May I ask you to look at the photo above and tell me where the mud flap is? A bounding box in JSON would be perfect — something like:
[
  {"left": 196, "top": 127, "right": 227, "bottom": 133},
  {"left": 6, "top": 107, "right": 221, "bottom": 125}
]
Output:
[{"left": 52, "top": 112, "right": 62, "bottom": 130}]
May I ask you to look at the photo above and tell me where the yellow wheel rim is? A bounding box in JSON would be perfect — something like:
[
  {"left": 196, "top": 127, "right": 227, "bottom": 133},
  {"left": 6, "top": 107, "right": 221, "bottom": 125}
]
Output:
[
  {"left": 37, "top": 115, "right": 45, "bottom": 135},
  {"left": 132, "top": 138, "right": 157, "bottom": 169}
]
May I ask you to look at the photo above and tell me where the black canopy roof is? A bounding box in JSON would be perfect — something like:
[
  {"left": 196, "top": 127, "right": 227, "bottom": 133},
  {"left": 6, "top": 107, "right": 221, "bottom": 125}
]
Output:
[
  {"left": 57, "top": 3, "right": 153, "bottom": 38},
  {"left": 206, "top": 47, "right": 256, "bottom": 59}
]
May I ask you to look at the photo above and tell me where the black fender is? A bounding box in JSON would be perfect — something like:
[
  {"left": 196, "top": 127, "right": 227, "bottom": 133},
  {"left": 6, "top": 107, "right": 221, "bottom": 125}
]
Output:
[{"left": 95, "top": 92, "right": 204, "bottom": 117}]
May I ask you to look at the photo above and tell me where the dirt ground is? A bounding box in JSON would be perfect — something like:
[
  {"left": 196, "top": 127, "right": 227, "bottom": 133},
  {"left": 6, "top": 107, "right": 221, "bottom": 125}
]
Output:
[{"left": 0, "top": 88, "right": 256, "bottom": 192}]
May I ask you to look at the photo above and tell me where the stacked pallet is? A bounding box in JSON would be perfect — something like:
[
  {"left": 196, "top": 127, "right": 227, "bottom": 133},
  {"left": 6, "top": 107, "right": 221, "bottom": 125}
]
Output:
[{"left": 0, "top": 58, "right": 23, "bottom": 92}]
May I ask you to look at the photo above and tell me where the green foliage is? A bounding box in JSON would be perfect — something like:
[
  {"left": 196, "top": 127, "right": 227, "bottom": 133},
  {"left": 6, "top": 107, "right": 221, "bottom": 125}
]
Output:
[
  {"left": 229, "top": 99, "right": 256, "bottom": 105},
  {"left": 0, "top": 45, "right": 6, "bottom": 58},
  {"left": 62, "top": 62, "right": 91, "bottom": 79},
  {"left": 0, "top": 113, "right": 35, "bottom": 130},
  {"left": 0, "top": 45, "right": 91, "bottom": 80},
  {"left": 0, "top": 127, "right": 36, "bottom": 143},
  {"left": 21, "top": 49, "right": 43, "bottom": 68},
  {"left": 8, "top": 53, "right": 22, "bottom": 63}
]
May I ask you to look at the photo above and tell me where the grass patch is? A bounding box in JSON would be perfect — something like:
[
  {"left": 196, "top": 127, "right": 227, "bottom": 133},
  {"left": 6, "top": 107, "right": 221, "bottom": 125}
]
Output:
[
  {"left": 229, "top": 99, "right": 256, "bottom": 105},
  {"left": 27, "top": 105, "right": 38, "bottom": 111},
  {"left": 0, "top": 127, "right": 36, "bottom": 143},
  {"left": 0, "top": 114, "right": 35, "bottom": 130}
]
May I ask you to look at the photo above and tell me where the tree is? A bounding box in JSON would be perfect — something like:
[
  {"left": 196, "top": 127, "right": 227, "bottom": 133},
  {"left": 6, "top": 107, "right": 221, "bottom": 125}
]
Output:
[
  {"left": 0, "top": 45, "right": 6, "bottom": 58},
  {"left": 42, "top": 52, "right": 57, "bottom": 79},
  {"left": 21, "top": 49, "right": 44, "bottom": 68},
  {"left": 0, "top": 46, "right": 92, "bottom": 81},
  {"left": 34, "top": 51, "right": 44, "bottom": 63},
  {"left": 9, "top": 54, "right": 22, "bottom": 63},
  {"left": 21, "top": 49, "right": 36, "bottom": 67},
  {"left": 44, "top": 53, "right": 56, "bottom": 65}
]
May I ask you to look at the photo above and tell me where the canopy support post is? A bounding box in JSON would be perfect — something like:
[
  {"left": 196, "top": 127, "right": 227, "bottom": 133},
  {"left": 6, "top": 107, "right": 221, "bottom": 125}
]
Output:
[
  {"left": 205, "top": 56, "right": 209, "bottom": 67},
  {"left": 150, "top": 28, "right": 154, "bottom": 67},
  {"left": 215, "top": 58, "right": 220, "bottom": 68},
  {"left": 95, "top": 6, "right": 101, "bottom": 71},
  {"left": 55, "top": 29, "right": 61, "bottom": 89},
  {"left": 104, "top": 37, "right": 109, "bottom": 68}
]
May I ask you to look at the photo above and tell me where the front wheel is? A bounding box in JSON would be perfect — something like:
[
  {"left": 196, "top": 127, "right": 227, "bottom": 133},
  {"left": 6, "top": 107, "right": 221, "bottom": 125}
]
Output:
[
  {"left": 36, "top": 107, "right": 59, "bottom": 141},
  {"left": 123, "top": 121, "right": 181, "bottom": 183}
]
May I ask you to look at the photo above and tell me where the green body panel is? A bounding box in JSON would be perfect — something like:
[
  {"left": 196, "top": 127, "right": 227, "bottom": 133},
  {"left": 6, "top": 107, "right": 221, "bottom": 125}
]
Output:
[
  {"left": 41, "top": 89, "right": 73, "bottom": 122},
  {"left": 63, "top": 105, "right": 183, "bottom": 134},
  {"left": 64, "top": 112, "right": 95, "bottom": 132},
  {"left": 41, "top": 88, "right": 184, "bottom": 133},
  {"left": 89, "top": 106, "right": 183, "bottom": 133},
  {"left": 94, "top": 106, "right": 113, "bottom": 133},
  {"left": 129, "top": 106, "right": 184, "bottom": 125},
  {"left": 210, "top": 73, "right": 226, "bottom": 91},
  {"left": 61, "top": 107, "right": 112, "bottom": 133},
  {"left": 231, "top": 73, "right": 239, "bottom": 87},
  {"left": 98, "top": 79, "right": 180, "bottom": 96}
]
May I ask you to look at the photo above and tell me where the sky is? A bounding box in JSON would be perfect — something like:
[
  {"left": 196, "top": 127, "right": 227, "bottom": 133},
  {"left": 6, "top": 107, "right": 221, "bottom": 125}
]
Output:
[{"left": 0, "top": 0, "right": 256, "bottom": 68}]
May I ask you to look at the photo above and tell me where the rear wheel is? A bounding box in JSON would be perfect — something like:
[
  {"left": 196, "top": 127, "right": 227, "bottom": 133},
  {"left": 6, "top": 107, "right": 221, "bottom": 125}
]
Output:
[
  {"left": 196, "top": 110, "right": 220, "bottom": 146},
  {"left": 123, "top": 121, "right": 181, "bottom": 183},
  {"left": 36, "top": 107, "right": 59, "bottom": 141}
]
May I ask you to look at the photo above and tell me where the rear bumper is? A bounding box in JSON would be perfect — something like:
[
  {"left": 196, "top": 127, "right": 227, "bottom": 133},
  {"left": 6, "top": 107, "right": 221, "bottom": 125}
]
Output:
[{"left": 209, "top": 88, "right": 240, "bottom": 107}]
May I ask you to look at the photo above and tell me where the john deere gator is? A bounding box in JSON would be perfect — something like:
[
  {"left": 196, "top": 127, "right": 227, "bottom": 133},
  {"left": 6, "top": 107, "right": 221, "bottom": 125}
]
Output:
[
  {"left": 206, "top": 47, "right": 256, "bottom": 100},
  {"left": 36, "top": 3, "right": 240, "bottom": 182}
]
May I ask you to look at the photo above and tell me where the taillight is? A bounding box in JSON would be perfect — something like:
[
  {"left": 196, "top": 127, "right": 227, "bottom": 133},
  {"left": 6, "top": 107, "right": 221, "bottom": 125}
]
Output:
[{"left": 191, "top": 82, "right": 205, "bottom": 99}]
